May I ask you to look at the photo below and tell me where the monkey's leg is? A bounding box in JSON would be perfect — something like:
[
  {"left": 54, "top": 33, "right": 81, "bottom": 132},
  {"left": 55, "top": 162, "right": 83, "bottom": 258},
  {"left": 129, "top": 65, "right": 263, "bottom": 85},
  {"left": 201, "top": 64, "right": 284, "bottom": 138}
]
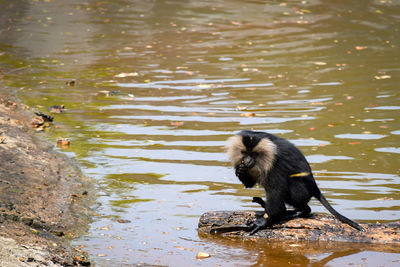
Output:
[
  {"left": 281, "top": 205, "right": 312, "bottom": 220},
  {"left": 248, "top": 199, "right": 286, "bottom": 235}
]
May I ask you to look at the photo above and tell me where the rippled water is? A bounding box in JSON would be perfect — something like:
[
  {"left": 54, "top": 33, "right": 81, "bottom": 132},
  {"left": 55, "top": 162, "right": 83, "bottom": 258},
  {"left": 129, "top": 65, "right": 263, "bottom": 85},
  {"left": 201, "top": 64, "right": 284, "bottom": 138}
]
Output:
[{"left": 1, "top": 0, "right": 399, "bottom": 266}]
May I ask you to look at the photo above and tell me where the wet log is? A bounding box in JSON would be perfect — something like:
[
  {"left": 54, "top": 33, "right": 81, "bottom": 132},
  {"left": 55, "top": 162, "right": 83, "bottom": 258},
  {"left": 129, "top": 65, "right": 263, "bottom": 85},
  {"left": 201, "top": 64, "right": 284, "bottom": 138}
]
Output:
[{"left": 198, "top": 210, "right": 400, "bottom": 244}]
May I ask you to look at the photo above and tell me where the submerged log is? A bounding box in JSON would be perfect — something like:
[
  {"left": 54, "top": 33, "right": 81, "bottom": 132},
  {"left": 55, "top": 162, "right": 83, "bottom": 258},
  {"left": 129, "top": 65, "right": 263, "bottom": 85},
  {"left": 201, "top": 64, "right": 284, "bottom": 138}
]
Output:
[{"left": 198, "top": 210, "right": 400, "bottom": 244}]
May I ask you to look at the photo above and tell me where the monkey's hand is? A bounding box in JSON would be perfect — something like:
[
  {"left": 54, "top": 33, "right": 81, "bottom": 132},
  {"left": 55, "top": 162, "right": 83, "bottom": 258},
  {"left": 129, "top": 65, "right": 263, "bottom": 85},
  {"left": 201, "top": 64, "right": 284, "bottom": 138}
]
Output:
[
  {"left": 235, "top": 161, "right": 248, "bottom": 177},
  {"left": 248, "top": 215, "right": 269, "bottom": 235},
  {"left": 252, "top": 197, "right": 266, "bottom": 208},
  {"left": 235, "top": 161, "right": 257, "bottom": 188}
]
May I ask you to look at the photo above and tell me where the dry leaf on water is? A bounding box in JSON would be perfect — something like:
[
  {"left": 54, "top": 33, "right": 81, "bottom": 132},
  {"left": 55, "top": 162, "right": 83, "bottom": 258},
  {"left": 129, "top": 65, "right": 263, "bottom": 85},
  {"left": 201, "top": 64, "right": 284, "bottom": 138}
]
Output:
[{"left": 196, "top": 252, "right": 210, "bottom": 259}]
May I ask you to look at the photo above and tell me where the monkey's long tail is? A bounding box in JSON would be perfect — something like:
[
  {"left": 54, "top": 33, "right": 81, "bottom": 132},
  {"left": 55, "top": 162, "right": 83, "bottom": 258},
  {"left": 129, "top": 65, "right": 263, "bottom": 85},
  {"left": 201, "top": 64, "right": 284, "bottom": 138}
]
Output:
[{"left": 316, "top": 193, "right": 365, "bottom": 232}]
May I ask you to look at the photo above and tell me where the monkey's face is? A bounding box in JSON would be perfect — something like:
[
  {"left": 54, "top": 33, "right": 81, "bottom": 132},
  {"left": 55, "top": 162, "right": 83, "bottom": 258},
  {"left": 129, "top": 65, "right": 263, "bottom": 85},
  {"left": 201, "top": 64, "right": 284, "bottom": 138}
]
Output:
[
  {"left": 241, "top": 152, "right": 256, "bottom": 169},
  {"left": 226, "top": 132, "right": 278, "bottom": 187}
]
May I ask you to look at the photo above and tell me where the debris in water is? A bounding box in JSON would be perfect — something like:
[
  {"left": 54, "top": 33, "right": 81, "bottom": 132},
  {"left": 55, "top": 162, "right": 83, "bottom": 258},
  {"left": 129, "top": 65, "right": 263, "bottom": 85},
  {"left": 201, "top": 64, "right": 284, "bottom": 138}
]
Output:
[
  {"left": 196, "top": 252, "right": 210, "bottom": 259},
  {"left": 240, "top": 112, "right": 255, "bottom": 117},
  {"left": 57, "top": 138, "right": 70, "bottom": 148},
  {"left": 117, "top": 219, "right": 131, "bottom": 223},
  {"left": 114, "top": 72, "right": 138, "bottom": 78},
  {"left": 66, "top": 80, "right": 76, "bottom": 86},
  {"left": 48, "top": 105, "right": 65, "bottom": 113}
]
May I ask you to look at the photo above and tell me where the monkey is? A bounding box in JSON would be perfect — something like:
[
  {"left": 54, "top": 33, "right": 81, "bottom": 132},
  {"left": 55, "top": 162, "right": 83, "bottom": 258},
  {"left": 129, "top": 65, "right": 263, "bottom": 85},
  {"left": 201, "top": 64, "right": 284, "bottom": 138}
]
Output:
[{"left": 226, "top": 130, "right": 365, "bottom": 234}]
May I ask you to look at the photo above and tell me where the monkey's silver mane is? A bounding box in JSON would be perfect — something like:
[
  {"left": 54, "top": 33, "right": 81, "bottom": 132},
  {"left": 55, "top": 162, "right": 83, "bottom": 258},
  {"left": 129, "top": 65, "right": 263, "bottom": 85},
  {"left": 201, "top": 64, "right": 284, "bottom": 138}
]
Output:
[{"left": 226, "top": 134, "right": 277, "bottom": 176}]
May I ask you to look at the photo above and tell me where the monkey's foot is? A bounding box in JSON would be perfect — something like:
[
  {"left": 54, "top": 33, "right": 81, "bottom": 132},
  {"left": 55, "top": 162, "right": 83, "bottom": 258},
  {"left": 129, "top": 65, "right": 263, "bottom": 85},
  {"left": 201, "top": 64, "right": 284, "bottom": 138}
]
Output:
[{"left": 248, "top": 216, "right": 269, "bottom": 235}]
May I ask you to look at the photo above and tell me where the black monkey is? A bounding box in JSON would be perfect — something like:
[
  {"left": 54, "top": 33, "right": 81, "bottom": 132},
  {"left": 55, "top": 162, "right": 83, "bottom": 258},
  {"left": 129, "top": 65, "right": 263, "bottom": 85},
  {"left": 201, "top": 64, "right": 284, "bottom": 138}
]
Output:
[{"left": 226, "top": 130, "right": 365, "bottom": 234}]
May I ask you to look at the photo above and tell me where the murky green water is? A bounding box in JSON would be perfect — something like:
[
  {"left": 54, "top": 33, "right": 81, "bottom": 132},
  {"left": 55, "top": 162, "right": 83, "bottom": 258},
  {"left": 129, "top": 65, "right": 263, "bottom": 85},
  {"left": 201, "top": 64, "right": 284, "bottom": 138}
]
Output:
[{"left": 1, "top": 0, "right": 399, "bottom": 266}]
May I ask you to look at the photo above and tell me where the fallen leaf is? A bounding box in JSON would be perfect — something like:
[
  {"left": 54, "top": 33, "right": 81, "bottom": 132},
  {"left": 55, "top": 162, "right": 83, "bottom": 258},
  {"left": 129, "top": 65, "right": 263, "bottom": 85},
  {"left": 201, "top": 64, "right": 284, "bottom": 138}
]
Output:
[
  {"left": 176, "top": 204, "right": 191, "bottom": 208},
  {"left": 114, "top": 72, "right": 138, "bottom": 78},
  {"left": 355, "top": 46, "right": 367, "bottom": 50},
  {"left": 57, "top": 138, "right": 70, "bottom": 148},
  {"left": 117, "top": 219, "right": 131, "bottom": 223},
  {"left": 196, "top": 252, "right": 210, "bottom": 259},
  {"left": 374, "top": 75, "right": 391, "bottom": 80},
  {"left": 240, "top": 112, "right": 255, "bottom": 117},
  {"left": 48, "top": 104, "right": 65, "bottom": 113},
  {"left": 349, "top": 142, "right": 361, "bottom": 145},
  {"left": 236, "top": 106, "right": 247, "bottom": 111},
  {"left": 66, "top": 80, "right": 76, "bottom": 86},
  {"left": 171, "top": 121, "right": 184, "bottom": 126}
]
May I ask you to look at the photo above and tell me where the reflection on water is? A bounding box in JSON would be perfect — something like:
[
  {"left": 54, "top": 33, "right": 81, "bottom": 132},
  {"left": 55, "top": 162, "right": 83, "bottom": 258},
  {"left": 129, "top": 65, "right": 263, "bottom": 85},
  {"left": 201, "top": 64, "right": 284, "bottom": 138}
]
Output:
[{"left": 1, "top": 0, "right": 399, "bottom": 266}]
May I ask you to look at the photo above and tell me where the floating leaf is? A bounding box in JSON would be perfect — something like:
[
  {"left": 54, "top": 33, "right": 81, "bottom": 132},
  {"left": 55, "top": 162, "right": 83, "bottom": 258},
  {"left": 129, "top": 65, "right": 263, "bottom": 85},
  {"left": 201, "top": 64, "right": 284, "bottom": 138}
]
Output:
[
  {"left": 114, "top": 72, "right": 138, "bottom": 78},
  {"left": 355, "top": 46, "right": 367, "bottom": 50},
  {"left": 176, "top": 204, "right": 191, "bottom": 208},
  {"left": 171, "top": 121, "right": 184, "bottom": 126},
  {"left": 196, "top": 252, "right": 210, "bottom": 259},
  {"left": 236, "top": 106, "right": 247, "bottom": 111},
  {"left": 240, "top": 112, "right": 255, "bottom": 117},
  {"left": 374, "top": 75, "right": 391, "bottom": 80},
  {"left": 48, "top": 105, "right": 65, "bottom": 113},
  {"left": 57, "top": 138, "right": 70, "bottom": 148},
  {"left": 349, "top": 142, "right": 361, "bottom": 145},
  {"left": 66, "top": 80, "right": 76, "bottom": 86},
  {"left": 117, "top": 219, "right": 131, "bottom": 223}
]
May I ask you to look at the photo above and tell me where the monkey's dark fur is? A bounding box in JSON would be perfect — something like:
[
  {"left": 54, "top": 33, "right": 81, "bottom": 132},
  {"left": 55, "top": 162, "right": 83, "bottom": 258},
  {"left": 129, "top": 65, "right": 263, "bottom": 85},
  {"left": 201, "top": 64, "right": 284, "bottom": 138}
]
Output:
[{"left": 226, "top": 130, "right": 364, "bottom": 234}]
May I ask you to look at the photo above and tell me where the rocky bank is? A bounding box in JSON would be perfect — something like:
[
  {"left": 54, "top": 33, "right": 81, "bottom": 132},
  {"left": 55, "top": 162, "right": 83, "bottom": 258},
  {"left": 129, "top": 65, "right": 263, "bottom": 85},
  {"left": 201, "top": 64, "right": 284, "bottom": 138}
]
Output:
[{"left": 0, "top": 91, "right": 93, "bottom": 266}]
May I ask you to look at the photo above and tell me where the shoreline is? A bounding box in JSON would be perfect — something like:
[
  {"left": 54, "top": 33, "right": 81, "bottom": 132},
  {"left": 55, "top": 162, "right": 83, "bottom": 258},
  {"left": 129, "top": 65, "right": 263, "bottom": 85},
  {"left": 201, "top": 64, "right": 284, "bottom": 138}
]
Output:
[{"left": 0, "top": 90, "right": 93, "bottom": 266}]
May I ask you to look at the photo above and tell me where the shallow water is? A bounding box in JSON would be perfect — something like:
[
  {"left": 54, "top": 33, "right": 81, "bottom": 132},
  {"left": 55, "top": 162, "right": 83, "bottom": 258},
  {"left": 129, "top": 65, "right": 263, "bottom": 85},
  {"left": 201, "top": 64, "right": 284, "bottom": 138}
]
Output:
[{"left": 1, "top": 0, "right": 399, "bottom": 266}]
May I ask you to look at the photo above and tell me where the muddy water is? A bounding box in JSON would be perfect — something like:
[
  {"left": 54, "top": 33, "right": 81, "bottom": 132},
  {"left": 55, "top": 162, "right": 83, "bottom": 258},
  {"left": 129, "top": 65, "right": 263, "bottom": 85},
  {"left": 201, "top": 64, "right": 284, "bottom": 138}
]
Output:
[{"left": 1, "top": 0, "right": 399, "bottom": 266}]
